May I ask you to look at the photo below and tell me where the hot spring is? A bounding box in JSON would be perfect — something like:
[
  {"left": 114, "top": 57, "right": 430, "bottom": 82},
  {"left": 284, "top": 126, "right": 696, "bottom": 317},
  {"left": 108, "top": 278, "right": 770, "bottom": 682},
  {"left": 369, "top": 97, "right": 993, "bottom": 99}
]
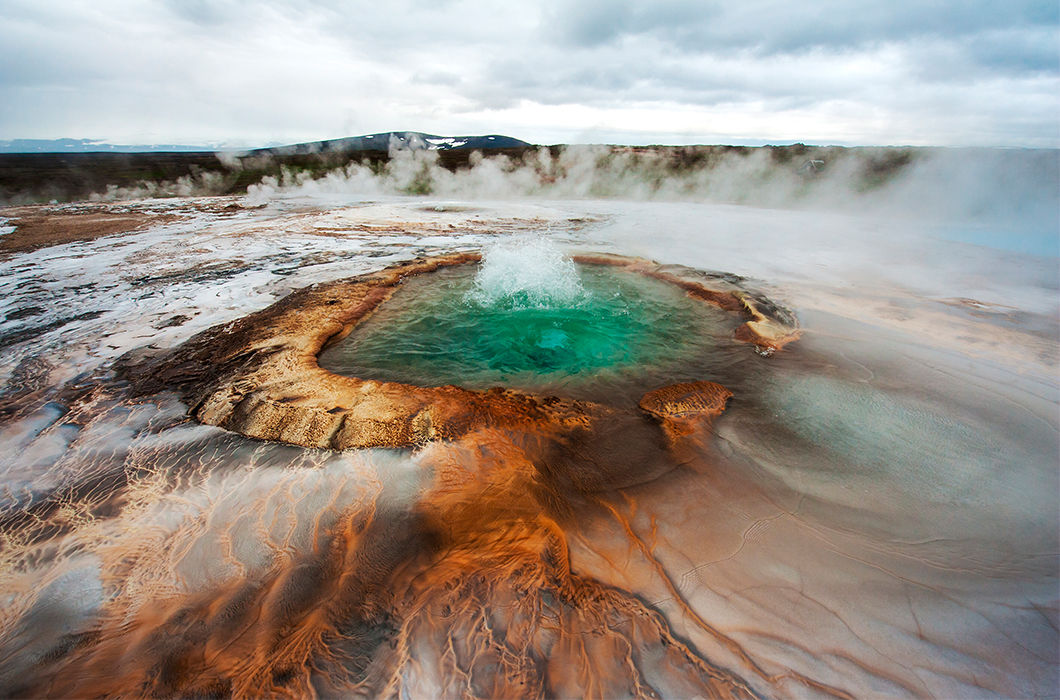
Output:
[{"left": 318, "top": 240, "right": 742, "bottom": 402}]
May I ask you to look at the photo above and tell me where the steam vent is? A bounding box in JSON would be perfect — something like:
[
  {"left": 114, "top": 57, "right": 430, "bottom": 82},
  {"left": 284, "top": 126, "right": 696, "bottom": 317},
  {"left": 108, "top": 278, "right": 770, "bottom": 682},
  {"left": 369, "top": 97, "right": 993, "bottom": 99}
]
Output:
[{"left": 123, "top": 252, "right": 800, "bottom": 451}]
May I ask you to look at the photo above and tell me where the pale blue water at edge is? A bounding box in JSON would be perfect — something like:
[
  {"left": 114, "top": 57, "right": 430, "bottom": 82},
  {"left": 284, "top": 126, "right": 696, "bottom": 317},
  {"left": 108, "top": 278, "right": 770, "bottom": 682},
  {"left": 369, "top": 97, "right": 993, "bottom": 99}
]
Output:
[{"left": 934, "top": 223, "right": 1060, "bottom": 258}]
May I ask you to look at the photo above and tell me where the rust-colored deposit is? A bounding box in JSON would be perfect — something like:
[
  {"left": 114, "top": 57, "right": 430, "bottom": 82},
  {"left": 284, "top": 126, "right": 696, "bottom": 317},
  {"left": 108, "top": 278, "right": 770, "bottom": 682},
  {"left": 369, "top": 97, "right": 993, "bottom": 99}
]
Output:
[
  {"left": 639, "top": 380, "right": 734, "bottom": 441},
  {"left": 0, "top": 206, "right": 175, "bottom": 254},
  {"left": 11, "top": 422, "right": 764, "bottom": 699},
  {"left": 122, "top": 253, "right": 798, "bottom": 450},
  {"left": 12, "top": 253, "right": 815, "bottom": 699}
]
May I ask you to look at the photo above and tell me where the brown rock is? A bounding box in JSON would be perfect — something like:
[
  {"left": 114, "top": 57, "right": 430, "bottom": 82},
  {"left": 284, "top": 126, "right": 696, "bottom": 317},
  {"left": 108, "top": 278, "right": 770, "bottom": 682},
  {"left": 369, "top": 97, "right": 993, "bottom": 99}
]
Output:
[
  {"left": 731, "top": 294, "right": 801, "bottom": 354},
  {"left": 639, "top": 381, "right": 733, "bottom": 440},
  {"left": 639, "top": 381, "right": 733, "bottom": 420}
]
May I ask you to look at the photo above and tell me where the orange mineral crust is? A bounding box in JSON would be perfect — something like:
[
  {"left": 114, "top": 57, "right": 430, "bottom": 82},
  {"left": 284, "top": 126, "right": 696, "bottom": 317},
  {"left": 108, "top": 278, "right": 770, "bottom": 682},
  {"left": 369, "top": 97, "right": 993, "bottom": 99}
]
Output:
[{"left": 639, "top": 380, "right": 734, "bottom": 441}]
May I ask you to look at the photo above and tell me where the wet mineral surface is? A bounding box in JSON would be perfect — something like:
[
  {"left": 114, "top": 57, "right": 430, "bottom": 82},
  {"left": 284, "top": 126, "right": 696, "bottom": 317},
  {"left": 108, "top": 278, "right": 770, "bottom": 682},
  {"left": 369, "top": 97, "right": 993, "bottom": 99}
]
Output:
[{"left": 0, "top": 195, "right": 1055, "bottom": 698}]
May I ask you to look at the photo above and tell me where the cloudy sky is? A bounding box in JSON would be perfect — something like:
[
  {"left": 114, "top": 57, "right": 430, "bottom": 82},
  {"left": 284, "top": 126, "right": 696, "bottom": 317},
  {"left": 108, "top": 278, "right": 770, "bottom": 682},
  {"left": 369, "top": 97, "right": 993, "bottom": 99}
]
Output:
[{"left": 1, "top": 0, "right": 1057, "bottom": 147}]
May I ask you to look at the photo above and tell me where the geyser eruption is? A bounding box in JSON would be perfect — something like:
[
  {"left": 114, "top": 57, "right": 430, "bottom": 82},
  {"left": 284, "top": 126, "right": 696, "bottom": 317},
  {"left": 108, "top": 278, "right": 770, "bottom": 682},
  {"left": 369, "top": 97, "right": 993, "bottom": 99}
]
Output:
[{"left": 467, "top": 235, "right": 587, "bottom": 309}]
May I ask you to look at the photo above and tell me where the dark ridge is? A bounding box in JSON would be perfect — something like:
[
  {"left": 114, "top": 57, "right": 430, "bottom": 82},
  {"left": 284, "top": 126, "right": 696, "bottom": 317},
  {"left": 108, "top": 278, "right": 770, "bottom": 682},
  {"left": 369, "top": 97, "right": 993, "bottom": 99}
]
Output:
[
  {"left": 0, "top": 132, "right": 938, "bottom": 204},
  {"left": 0, "top": 143, "right": 543, "bottom": 204},
  {"left": 254, "top": 131, "right": 532, "bottom": 155}
]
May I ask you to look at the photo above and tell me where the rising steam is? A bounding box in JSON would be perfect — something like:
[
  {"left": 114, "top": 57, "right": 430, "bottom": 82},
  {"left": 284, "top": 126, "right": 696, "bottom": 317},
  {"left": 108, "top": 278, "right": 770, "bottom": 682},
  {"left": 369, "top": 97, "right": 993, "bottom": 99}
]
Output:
[{"left": 237, "top": 145, "right": 1057, "bottom": 229}]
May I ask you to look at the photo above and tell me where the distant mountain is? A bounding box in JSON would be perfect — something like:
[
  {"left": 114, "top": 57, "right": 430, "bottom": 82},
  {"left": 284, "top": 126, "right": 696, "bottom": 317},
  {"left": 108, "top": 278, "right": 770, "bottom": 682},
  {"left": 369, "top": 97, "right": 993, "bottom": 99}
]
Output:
[
  {"left": 256, "top": 132, "right": 532, "bottom": 156},
  {"left": 0, "top": 138, "right": 224, "bottom": 153},
  {"left": 0, "top": 132, "right": 532, "bottom": 154}
]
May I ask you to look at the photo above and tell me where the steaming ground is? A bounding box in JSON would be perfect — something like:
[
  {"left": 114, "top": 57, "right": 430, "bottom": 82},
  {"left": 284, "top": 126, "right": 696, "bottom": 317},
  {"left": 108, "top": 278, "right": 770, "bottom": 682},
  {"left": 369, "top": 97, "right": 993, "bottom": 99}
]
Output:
[{"left": 0, "top": 177, "right": 1056, "bottom": 697}]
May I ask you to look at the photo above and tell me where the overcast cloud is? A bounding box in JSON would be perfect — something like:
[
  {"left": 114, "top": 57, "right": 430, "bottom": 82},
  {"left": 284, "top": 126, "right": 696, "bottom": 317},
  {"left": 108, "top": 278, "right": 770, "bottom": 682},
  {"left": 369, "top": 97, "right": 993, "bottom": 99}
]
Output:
[{"left": 0, "top": 0, "right": 1056, "bottom": 146}]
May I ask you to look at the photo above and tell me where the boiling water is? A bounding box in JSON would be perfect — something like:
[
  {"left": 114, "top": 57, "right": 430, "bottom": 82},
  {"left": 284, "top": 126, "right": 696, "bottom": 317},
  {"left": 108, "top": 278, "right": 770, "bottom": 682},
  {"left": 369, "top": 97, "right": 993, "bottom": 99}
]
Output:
[
  {"left": 467, "top": 236, "right": 587, "bottom": 308},
  {"left": 0, "top": 195, "right": 1055, "bottom": 698},
  {"left": 319, "top": 247, "right": 741, "bottom": 402}
]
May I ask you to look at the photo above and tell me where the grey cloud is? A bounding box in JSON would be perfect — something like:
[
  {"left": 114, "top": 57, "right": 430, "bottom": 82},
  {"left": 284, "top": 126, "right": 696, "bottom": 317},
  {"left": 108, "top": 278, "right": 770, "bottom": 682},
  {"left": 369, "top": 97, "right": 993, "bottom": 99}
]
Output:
[
  {"left": 161, "top": 0, "right": 239, "bottom": 26},
  {"left": 963, "top": 27, "right": 1059, "bottom": 74},
  {"left": 0, "top": 6, "right": 170, "bottom": 87},
  {"left": 159, "top": 0, "right": 329, "bottom": 28},
  {"left": 543, "top": 0, "right": 1058, "bottom": 63},
  {"left": 0, "top": 0, "right": 1055, "bottom": 147},
  {"left": 475, "top": 40, "right": 870, "bottom": 108},
  {"left": 411, "top": 70, "right": 463, "bottom": 86}
]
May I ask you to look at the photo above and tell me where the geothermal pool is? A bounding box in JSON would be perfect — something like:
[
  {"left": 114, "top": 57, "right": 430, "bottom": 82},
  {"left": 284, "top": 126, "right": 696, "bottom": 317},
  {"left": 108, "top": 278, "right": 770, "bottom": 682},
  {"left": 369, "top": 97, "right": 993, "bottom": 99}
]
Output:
[
  {"left": 319, "top": 249, "right": 743, "bottom": 401},
  {"left": 0, "top": 191, "right": 1056, "bottom": 698}
]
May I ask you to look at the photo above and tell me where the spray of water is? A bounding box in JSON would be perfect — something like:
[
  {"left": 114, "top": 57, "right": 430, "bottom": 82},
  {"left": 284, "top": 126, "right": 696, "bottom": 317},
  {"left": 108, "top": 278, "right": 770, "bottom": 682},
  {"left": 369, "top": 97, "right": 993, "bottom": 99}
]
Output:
[{"left": 466, "top": 235, "right": 588, "bottom": 309}]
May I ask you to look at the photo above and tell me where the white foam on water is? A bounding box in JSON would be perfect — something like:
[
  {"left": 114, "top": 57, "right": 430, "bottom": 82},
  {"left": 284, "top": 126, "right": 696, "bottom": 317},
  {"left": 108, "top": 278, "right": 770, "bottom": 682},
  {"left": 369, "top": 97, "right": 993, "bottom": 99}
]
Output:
[{"left": 467, "top": 235, "right": 587, "bottom": 309}]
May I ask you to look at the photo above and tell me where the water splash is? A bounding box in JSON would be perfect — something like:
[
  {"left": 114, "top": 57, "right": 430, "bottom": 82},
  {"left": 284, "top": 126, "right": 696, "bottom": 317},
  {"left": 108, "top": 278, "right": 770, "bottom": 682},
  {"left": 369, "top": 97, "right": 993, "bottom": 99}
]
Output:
[{"left": 467, "top": 236, "right": 587, "bottom": 309}]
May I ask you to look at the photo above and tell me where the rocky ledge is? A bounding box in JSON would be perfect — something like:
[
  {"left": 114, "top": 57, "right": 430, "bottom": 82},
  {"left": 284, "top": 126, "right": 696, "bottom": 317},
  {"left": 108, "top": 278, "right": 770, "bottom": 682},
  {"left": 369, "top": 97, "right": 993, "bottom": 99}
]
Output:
[{"left": 639, "top": 381, "right": 734, "bottom": 441}]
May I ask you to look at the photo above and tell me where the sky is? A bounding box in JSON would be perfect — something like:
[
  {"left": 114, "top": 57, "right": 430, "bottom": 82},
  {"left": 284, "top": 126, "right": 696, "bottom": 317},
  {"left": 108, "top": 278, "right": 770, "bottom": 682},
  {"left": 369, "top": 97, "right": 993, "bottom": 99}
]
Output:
[{"left": 0, "top": 0, "right": 1057, "bottom": 148}]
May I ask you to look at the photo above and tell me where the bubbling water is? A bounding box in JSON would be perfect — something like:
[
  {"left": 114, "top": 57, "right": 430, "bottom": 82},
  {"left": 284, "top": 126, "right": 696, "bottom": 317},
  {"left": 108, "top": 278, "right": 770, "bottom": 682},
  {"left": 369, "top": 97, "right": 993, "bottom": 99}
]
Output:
[
  {"left": 466, "top": 236, "right": 587, "bottom": 309},
  {"left": 318, "top": 241, "right": 742, "bottom": 400}
]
